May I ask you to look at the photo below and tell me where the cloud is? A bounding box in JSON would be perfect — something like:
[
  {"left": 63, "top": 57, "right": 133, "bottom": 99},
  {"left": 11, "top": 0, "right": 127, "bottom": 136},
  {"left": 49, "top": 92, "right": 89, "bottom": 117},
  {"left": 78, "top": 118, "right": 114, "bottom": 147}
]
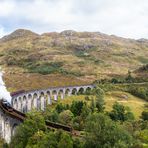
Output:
[
  {"left": 0, "top": 26, "right": 8, "bottom": 38},
  {"left": 0, "top": 0, "right": 15, "bottom": 17},
  {"left": 0, "top": 0, "right": 148, "bottom": 39}
]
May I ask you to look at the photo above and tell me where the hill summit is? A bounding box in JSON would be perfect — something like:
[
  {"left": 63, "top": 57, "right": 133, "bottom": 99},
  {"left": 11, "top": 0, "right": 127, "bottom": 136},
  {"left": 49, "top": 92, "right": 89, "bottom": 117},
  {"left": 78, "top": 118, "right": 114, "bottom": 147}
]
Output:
[{"left": 1, "top": 29, "right": 39, "bottom": 42}]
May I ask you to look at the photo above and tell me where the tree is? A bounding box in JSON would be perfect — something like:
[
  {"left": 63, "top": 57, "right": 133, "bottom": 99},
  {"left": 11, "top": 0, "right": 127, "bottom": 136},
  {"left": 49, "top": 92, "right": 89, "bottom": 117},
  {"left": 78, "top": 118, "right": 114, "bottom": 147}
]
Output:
[
  {"left": 58, "top": 132, "right": 73, "bottom": 148},
  {"left": 141, "top": 111, "right": 148, "bottom": 121},
  {"left": 96, "top": 95, "right": 105, "bottom": 113},
  {"left": 26, "top": 130, "right": 58, "bottom": 148},
  {"left": 80, "top": 104, "right": 91, "bottom": 120},
  {"left": 136, "top": 129, "right": 148, "bottom": 146},
  {"left": 94, "top": 87, "right": 105, "bottom": 112},
  {"left": 72, "top": 116, "right": 84, "bottom": 131},
  {"left": 72, "top": 104, "right": 91, "bottom": 131},
  {"left": 59, "top": 110, "right": 74, "bottom": 125},
  {"left": 10, "top": 111, "right": 47, "bottom": 148},
  {"left": 109, "top": 102, "right": 135, "bottom": 122},
  {"left": 26, "top": 130, "right": 74, "bottom": 148},
  {"left": 44, "top": 109, "right": 59, "bottom": 122},
  {"left": 73, "top": 138, "right": 84, "bottom": 148},
  {"left": 93, "top": 87, "right": 104, "bottom": 98},
  {"left": 84, "top": 113, "right": 134, "bottom": 148},
  {"left": 141, "top": 104, "right": 148, "bottom": 121},
  {"left": 89, "top": 98, "right": 96, "bottom": 113},
  {"left": 55, "top": 104, "right": 66, "bottom": 113},
  {"left": 70, "top": 101, "right": 84, "bottom": 116}
]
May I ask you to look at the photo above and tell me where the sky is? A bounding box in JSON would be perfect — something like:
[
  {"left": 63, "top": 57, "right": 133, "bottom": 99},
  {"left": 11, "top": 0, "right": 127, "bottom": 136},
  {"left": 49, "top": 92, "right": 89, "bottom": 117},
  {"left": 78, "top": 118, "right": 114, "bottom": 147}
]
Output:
[{"left": 0, "top": 0, "right": 148, "bottom": 39}]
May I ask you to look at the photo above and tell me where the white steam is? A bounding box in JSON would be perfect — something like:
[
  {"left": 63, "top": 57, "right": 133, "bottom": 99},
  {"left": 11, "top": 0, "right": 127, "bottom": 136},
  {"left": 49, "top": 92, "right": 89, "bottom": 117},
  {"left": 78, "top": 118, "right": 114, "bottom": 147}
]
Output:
[{"left": 0, "top": 68, "right": 12, "bottom": 103}]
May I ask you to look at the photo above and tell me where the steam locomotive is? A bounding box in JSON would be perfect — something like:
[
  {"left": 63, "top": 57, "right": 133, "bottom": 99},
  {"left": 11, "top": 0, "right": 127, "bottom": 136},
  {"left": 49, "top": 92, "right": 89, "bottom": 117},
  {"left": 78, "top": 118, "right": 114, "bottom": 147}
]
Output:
[
  {"left": 1, "top": 99, "right": 13, "bottom": 111},
  {"left": 11, "top": 90, "right": 25, "bottom": 97}
]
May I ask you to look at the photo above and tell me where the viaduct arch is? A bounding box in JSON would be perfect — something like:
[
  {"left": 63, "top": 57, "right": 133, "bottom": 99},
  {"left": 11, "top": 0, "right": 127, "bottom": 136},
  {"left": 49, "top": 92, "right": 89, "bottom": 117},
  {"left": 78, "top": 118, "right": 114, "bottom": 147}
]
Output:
[{"left": 11, "top": 85, "right": 94, "bottom": 113}]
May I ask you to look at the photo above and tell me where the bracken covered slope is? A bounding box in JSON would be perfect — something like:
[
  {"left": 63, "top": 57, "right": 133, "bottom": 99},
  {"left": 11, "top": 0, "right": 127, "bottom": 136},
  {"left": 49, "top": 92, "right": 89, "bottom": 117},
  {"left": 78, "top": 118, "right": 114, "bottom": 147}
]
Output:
[{"left": 0, "top": 29, "right": 148, "bottom": 91}]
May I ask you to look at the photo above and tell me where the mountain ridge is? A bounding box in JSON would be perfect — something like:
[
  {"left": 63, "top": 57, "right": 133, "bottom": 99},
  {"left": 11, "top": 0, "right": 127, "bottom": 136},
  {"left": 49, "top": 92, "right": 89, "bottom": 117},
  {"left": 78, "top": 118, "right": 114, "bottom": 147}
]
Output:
[
  {"left": 2, "top": 28, "right": 147, "bottom": 41},
  {"left": 0, "top": 29, "right": 148, "bottom": 91}
]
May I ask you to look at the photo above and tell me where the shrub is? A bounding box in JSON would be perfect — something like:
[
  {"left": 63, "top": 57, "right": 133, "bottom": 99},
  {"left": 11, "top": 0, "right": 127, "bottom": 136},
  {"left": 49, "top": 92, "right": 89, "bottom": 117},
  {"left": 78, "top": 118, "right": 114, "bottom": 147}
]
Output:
[
  {"left": 70, "top": 101, "right": 85, "bottom": 116},
  {"left": 109, "top": 102, "right": 135, "bottom": 122},
  {"left": 141, "top": 111, "right": 148, "bottom": 121},
  {"left": 85, "top": 113, "right": 134, "bottom": 148},
  {"left": 59, "top": 110, "right": 74, "bottom": 125},
  {"left": 127, "top": 86, "right": 148, "bottom": 101}
]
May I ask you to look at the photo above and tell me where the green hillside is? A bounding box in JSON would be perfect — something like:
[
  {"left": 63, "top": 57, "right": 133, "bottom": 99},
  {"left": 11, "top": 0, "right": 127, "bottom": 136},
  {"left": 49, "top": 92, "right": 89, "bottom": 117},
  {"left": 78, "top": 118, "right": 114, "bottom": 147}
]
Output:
[{"left": 0, "top": 29, "right": 148, "bottom": 91}]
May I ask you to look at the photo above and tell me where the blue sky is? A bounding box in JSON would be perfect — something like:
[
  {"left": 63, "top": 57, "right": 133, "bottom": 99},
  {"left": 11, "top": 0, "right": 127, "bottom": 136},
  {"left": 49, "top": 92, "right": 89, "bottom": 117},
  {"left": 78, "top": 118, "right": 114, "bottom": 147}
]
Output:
[{"left": 0, "top": 0, "right": 148, "bottom": 39}]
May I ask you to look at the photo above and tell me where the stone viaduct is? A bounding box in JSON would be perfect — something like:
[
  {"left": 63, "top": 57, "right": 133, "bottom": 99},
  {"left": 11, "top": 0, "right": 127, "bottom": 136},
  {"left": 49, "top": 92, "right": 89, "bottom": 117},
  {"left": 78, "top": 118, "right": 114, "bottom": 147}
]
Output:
[
  {"left": 11, "top": 84, "right": 94, "bottom": 113},
  {"left": 0, "top": 100, "right": 24, "bottom": 143},
  {"left": 0, "top": 84, "right": 94, "bottom": 143}
]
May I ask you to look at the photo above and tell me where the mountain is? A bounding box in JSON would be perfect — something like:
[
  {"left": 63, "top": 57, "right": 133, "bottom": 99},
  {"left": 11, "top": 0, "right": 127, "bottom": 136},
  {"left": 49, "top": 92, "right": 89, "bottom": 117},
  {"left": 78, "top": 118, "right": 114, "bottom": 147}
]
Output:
[
  {"left": 0, "top": 29, "right": 148, "bottom": 91},
  {"left": 0, "top": 29, "right": 39, "bottom": 42}
]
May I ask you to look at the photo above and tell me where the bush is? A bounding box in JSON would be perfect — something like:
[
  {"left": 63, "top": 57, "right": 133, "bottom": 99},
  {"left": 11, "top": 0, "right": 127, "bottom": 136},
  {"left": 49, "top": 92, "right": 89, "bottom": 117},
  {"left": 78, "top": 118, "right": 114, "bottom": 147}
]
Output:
[
  {"left": 70, "top": 101, "right": 85, "bottom": 116},
  {"left": 109, "top": 102, "right": 135, "bottom": 122},
  {"left": 10, "top": 111, "right": 47, "bottom": 148},
  {"left": 58, "top": 132, "right": 73, "bottom": 148},
  {"left": 27, "top": 62, "right": 63, "bottom": 75},
  {"left": 141, "top": 111, "right": 148, "bottom": 121},
  {"left": 127, "top": 86, "right": 148, "bottom": 101},
  {"left": 85, "top": 113, "right": 134, "bottom": 148},
  {"left": 55, "top": 104, "right": 67, "bottom": 113},
  {"left": 59, "top": 110, "right": 74, "bottom": 125}
]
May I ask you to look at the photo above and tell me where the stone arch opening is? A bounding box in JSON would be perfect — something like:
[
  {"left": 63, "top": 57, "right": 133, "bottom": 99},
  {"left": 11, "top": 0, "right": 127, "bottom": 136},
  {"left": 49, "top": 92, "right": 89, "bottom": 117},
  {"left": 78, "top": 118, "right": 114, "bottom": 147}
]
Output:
[
  {"left": 13, "top": 98, "right": 18, "bottom": 110},
  {"left": 58, "top": 89, "right": 64, "bottom": 99},
  {"left": 52, "top": 90, "right": 57, "bottom": 95},
  {"left": 46, "top": 91, "right": 51, "bottom": 105},
  {"left": 28, "top": 94, "right": 32, "bottom": 98},
  {"left": 65, "top": 88, "right": 71, "bottom": 96},
  {"left": 4, "top": 118, "right": 9, "bottom": 127},
  {"left": 36, "top": 92, "right": 44, "bottom": 110},
  {"left": 78, "top": 87, "right": 84, "bottom": 95},
  {"left": 40, "top": 92, "right": 44, "bottom": 96},
  {"left": 52, "top": 90, "right": 58, "bottom": 101},
  {"left": 85, "top": 87, "right": 92, "bottom": 95},
  {"left": 72, "top": 88, "right": 77, "bottom": 95},
  {"left": 18, "top": 97, "right": 22, "bottom": 111},
  {"left": 28, "top": 94, "right": 32, "bottom": 111},
  {"left": 32, "top": 93, "right": 38, "bottom": 109},
  {"left": 11, "top": 123, "right": 18, "bottom": 137},
  {"left": 22, "top": 96, "right": 27, "bottom": 113},
  {"left": 40, "top": 92, "right": 46, "bottom": 110}
]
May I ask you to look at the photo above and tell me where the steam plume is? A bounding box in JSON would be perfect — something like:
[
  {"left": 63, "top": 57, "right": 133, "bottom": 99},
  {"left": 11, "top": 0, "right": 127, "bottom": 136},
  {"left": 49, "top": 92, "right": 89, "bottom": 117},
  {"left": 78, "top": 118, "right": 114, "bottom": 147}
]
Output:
[{"left": 0, "top": 68, "right": 12, "bottom": 103}]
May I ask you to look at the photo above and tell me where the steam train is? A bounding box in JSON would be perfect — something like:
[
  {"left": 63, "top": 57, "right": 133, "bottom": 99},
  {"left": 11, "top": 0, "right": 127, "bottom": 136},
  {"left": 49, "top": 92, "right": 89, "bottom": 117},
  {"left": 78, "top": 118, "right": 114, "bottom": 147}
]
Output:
[
  {"left": 1, "top": 99, "right": 13, "bottom": 111},
  {"left": 11, "top": 90, "right": 25, "bottom": 97}
]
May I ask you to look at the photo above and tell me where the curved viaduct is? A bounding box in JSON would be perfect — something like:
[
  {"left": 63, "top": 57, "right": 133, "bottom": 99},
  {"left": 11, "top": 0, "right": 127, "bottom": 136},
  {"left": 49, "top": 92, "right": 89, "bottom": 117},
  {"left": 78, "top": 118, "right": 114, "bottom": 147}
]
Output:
[{"left": 11, "top": 84, "right": 94, "bottom": 113}]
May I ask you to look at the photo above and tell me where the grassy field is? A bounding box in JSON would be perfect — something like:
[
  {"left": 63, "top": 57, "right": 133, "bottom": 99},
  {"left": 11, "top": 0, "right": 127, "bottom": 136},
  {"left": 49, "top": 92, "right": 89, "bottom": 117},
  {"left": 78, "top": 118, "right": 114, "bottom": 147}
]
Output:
[
  {"left": 105, "top": 91, "right": 146, "bottom": 119},
  {"left": 50, "top": 91, "right": 146, "bottom": 119}
]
